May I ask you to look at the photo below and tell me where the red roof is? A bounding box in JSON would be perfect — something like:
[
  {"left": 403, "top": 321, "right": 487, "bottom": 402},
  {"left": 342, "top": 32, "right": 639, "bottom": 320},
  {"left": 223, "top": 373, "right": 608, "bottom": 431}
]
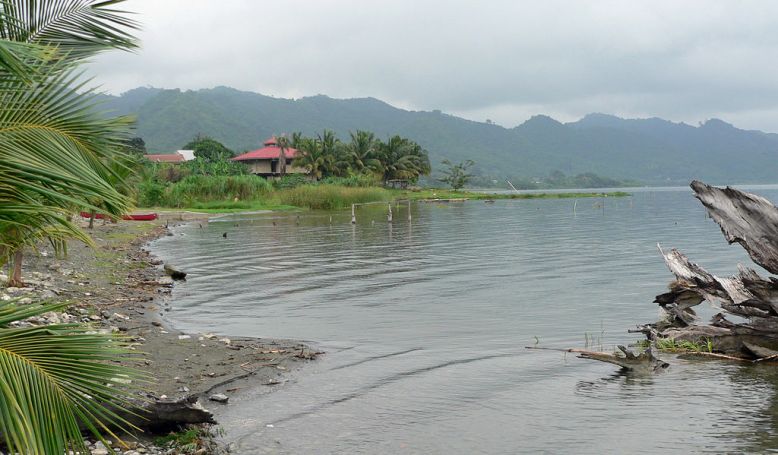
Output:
[
  {"left": 144, "top": 153, "right": 186, "bottom": 163},
  {"left": 232, "top": 137, "right": 299, "bottom": 161}
]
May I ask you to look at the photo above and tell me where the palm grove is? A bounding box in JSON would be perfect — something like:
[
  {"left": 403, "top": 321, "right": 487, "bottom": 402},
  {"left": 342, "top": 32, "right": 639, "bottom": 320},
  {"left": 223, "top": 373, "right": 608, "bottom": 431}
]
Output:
[
  {"left": 144, "top": 130, "right": 432, "bottom": 182},
  {"left": 291, "top": 130, "right": 431, "bottom": 182},
  {"left": 135, "top": 131, "right": 434, "bottom": 209},
  {"left": 0, "top": 1, "right": 151, "bottom": 453}
]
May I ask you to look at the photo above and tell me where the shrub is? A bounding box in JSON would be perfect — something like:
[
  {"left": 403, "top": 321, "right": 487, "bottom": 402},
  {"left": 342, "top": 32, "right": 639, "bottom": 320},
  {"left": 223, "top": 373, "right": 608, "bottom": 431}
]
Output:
[
  {"left": 138, "top": 181, "right": 166, "bottom": 206},
  {"left": 155, "top": 163, "right": 191, "bottom": 183}
]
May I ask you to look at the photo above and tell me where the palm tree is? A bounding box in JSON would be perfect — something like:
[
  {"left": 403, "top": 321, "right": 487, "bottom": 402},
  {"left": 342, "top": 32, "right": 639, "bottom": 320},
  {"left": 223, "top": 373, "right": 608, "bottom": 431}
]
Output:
[
  {"left": 345, "top": 130, "right": 381, "bottom": 174},
  {"left": 0, "top": 1, "right": 145, "bottom": 452},
  {"left": 0, "top": 0, "right": 138, "bottom": 285},
  {"left": 290, "top": 131, "right": 304, "bottom": 148},
  {"left": 376, "top": 136, "right": 431, "bottom": 183},
  {"left": 317, "top": 130, "right": 343, "bottom": 176},
  {"left": 295, "top": 137, "right": 333, "bottom": 180},
  {"left": 276, "top": 135, "right": 290, "bottom": 177}
]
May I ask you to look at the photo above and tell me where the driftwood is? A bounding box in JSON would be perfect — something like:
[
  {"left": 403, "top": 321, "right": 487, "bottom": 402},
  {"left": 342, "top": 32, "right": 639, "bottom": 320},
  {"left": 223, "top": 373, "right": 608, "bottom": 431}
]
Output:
[
  {"left": 525, "top": 345, "right": 669, "bottom": 373},
  {"left": 691, "top": 180, "right": 778, "bottom": 274},
  {"left": 646, "top": 181, "right": 778, "bottom": 360},
  {"left": 110, "top": 395, "right": 215, "bottom": 433}
]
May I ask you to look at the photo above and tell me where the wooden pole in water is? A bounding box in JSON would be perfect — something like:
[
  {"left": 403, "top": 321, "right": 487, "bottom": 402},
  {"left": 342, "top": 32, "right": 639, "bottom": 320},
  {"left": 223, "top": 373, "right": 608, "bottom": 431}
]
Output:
[
  {"left": 407, "top": 200, "right": 412, "bottom": 221},
  {"left": 387, "top": 202, "right": 393, "bottom": 223},
  {"left": 351, "top": 204, "right": 356, "bottom": 224}
]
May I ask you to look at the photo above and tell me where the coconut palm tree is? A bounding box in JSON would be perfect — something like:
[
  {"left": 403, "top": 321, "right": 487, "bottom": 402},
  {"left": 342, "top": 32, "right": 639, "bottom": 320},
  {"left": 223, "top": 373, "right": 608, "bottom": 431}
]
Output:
[
  {"left": 376, "top": 136, "right": 431, "bottom": 183},
  {"left": 0, "top": 0, "right": 139, "bottom": 284},
  {"left": 344, "top": 130, "right": 381, "bottom": 175},
  {"left": 317, "top": 130, "right": 345, "bottom": 176},
  {"left": 295, "top": 136, "right": 333, "bottom": 180},
  {"left": 0, "top": 1, "right": 146, "bottom": 452},
  {"left": 276, "top": 135, "right": 290, "bottom": 177}
]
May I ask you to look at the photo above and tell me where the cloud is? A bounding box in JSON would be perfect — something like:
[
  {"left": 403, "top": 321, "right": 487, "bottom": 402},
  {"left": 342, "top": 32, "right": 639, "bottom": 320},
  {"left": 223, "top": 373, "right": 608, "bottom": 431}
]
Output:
[{"left": 87, "top": 0, "right": 778, "bottom": 131}]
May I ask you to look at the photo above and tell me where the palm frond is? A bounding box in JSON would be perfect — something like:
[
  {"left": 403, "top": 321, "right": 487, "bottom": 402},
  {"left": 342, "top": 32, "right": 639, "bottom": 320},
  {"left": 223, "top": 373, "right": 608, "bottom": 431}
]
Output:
[
  {"left": 0, "top": 299, "right": 149, "bottom": 454},
  {"left": 0, "top": 0, "right": 139, "bottom": 59}
]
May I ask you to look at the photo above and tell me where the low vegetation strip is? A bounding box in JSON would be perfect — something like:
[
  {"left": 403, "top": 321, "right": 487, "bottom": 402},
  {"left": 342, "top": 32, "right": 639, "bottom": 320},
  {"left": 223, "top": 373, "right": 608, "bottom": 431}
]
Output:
[{"left": 138, "top": 181, "right": 630, "bottom": 213}]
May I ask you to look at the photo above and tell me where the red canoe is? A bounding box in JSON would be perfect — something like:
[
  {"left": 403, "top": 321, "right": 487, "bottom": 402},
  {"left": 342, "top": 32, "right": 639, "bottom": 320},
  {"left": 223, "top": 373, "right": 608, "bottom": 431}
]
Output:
[{"left": 80, "top": 212, "right": 158, "bottom": 221}]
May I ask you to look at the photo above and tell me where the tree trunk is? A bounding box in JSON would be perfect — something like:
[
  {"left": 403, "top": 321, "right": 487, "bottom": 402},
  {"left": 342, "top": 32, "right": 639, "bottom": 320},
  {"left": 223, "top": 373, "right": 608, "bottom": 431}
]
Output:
[
  {"left": 279, "top": 149, "right": 287, "bottom": 177},
  {"left": 88, "top": 210, "right": 96, "bottom": 229},
  {"left": 9, "top": 249, "right": 23, "bottom": 287}
]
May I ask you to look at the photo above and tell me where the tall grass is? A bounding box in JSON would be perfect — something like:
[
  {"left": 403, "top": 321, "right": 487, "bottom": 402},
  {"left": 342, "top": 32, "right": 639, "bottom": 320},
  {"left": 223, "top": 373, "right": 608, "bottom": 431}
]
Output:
[
  {"left": 275, "top": 184, "right": 391, "bottom": 210},
  {"left": 141, "top": 175, "right": 272, "bottom": 208}
]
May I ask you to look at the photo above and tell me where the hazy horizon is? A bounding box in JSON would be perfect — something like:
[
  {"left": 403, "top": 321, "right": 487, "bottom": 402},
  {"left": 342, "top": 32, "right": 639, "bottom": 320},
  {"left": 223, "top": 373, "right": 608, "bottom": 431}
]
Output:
[{"left": 89, "top": 1, "right": 778, "bottom": 132}]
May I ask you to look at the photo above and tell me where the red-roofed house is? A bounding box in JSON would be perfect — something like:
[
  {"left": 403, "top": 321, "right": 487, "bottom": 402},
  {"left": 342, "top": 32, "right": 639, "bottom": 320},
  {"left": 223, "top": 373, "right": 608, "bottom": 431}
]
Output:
[{"left": 231, "top": 137, "right": 308, "bottom": 178}]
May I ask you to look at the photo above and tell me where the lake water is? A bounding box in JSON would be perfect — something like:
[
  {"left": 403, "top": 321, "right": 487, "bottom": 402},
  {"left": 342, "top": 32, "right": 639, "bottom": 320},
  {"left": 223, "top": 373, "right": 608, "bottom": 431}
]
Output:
[{"left": 152, "top": 186, "right": 778, "bottom": 454}]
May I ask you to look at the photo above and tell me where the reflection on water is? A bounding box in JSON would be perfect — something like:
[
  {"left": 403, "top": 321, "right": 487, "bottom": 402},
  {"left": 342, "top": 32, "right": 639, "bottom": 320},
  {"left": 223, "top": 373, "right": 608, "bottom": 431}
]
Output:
[{"left": 152, "top": 187, "right": 778, "bottom": 454}]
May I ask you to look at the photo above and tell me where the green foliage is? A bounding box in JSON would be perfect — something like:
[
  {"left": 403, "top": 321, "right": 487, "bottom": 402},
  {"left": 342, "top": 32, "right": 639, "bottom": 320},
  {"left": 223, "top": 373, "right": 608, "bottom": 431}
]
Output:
[
  {"left": 0, "top": 1, "right": 146, "bottom": 449},
  {"left": 264, "top": 129, "right": 431, "bottom": 183},
  {"left": 141, "top": 175, "right": 272, "bottom": 208},
  {"left": 273, "top": 174, "right": 310, "bottom": 189},
  {"left": 655, "top": 337, "right": 714, "bottom": 353},
  {"left": 294, "top": 135, "right": 334, "bottom": 180},
  {"left": 438, "top": 159, "right": 475, "bottom": 190},
  {"left": 344, "top": 130, "right": 381, "bottom": 174},
  {"left": 0, "top": 299, "right": 146, "bottom": 453},
  {"left": 183, "top": 157, "right": 247, "bottom": 176},
  {"left": 377, "top": 135, "right": 431, "bottom": 183},
  {"left": 321, "top": 174, "right": 379, "bottom": 187},
  {"left": 138, "top": 180, "right": 166, "bottom": 206},
  {"left": 153, "top": 163, "right": 192, "bottom": 183},
  {"left": 182, "top": 135, "right": 234, "bottom": 162},
  {"left": 122, "top": 137, "right": 147, "bottom": 156},
  {"left": 276, "top": 185, "right": 392, "bottom": 210},
  {"left": 154, "top": 427, "right": 219, "bottom": 453}
]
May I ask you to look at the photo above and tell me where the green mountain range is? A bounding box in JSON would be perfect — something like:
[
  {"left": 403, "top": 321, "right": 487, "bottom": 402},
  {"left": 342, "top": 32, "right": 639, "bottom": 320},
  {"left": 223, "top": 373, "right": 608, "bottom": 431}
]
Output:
[{"left": 102, "top": 86, "right": 778, "bottom": 185}]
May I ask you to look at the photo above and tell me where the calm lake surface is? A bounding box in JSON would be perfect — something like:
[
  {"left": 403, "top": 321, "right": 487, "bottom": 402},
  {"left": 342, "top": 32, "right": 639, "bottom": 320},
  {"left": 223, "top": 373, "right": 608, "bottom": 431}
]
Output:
[{"left": 152, "top": 186, "right": 778, "bottom": 454}]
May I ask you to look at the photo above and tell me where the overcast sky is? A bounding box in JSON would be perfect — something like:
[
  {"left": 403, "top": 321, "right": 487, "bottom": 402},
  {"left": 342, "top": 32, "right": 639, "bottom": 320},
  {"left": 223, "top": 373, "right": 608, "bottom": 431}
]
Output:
[{"left": 87, "top": 0, "right": 778, "bottom": 131}]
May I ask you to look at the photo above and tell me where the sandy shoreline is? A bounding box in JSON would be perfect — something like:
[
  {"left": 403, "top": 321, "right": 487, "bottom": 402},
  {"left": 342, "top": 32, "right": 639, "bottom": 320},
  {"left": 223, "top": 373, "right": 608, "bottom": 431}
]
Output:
[{"left": 8, "top": 213, "right": 320, "bottom": 452}]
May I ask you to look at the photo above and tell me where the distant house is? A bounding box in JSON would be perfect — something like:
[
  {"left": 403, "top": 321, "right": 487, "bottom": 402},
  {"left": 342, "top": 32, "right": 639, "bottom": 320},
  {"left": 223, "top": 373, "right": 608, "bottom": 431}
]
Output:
[
  {"left": 231, "top": 137, "right": 308, "bottom": 178},
  {"left": 143, "top": 150, "right": 195, "bottom": 163}
]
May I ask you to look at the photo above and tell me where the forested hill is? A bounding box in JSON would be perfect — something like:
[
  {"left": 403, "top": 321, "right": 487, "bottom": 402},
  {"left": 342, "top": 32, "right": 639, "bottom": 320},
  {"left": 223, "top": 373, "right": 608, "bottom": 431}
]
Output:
[{"left": 103, "top": 86, "right": 778, "bottom": 185}]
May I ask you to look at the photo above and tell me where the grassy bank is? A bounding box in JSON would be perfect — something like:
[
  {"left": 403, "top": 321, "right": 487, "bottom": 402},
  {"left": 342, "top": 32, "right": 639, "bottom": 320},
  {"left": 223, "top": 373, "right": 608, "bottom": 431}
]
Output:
[{"left": 137, "top": 178, "right": 629, "bottom": 213}]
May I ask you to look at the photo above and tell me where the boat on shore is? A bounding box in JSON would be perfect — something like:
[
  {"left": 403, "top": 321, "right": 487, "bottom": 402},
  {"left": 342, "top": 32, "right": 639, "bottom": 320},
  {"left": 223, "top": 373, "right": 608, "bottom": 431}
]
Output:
[{"left": 80, "top": 212, "right": 158, "bottom": 221}]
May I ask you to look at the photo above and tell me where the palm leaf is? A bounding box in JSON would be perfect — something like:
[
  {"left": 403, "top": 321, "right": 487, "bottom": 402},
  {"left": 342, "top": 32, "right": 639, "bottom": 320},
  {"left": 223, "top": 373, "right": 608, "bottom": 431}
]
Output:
[
  {"left": 0, "top": 0, "right": 139, "bottom": 60},
  {"left": 0, "top": 299, "right": 149, "bottom": 454}
]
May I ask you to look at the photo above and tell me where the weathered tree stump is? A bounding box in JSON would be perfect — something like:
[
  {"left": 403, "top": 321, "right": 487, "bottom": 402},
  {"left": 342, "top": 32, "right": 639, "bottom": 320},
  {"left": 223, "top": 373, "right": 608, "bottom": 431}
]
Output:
[{"left": 646, "top": 181, "right": 778, "bottom": 360}]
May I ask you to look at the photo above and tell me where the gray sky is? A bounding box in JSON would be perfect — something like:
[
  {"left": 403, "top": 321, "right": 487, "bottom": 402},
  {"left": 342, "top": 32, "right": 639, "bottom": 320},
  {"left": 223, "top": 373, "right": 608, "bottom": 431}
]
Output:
[{"left": 87, "top": 0, "right": 778, "bottom": 131}]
